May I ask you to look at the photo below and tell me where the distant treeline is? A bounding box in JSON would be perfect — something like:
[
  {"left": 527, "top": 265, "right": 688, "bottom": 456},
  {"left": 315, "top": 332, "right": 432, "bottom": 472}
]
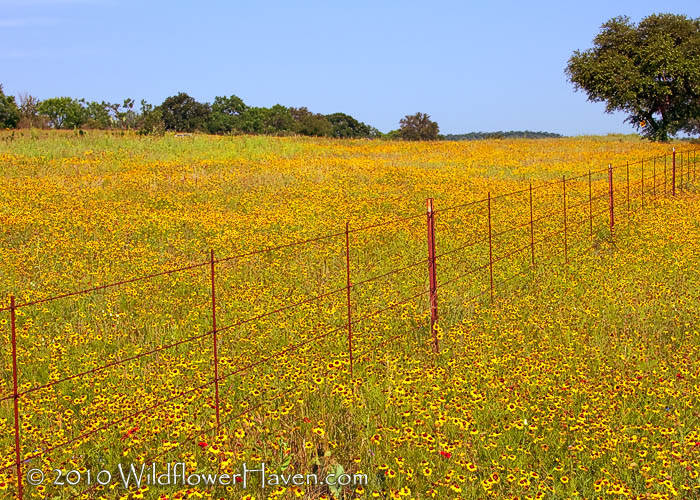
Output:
[
  {"left": 0, "top": 86, "right": 440, "bottom": 140},
  {"left": 443, "top": 131, "right": 564, "bottom": 140},
  {"left": 0, "top": 87, "right": 383, "bottom": 138},
  {"left": 1, "top": 83, "right": 564, "bottom": 141}
]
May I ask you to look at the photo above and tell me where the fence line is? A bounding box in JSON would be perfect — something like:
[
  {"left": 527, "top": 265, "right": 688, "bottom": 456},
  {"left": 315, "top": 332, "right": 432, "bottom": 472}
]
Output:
[{"left": 2, "top": 147, "right": 697, "bottom": 499}]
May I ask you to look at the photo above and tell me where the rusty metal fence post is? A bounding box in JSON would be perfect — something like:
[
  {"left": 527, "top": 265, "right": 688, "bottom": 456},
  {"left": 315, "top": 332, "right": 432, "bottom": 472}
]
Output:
[
  {"left": 608, "top": 164, "right": 614, "bottom": 237},
  {"left": 672, "top": 148, "right": 676, "bottom": 196},
  {"left": 426, "top": 198, "right": 439, "bottom": 353},
  {"left": 344, "top": 222, "right": 354, "bottom": 375},
  {"left": 688, "top": 150, "right": 691, "bottom": 189},
  {"left": 641, "top": 159, "right": 645, "bottom": 209},
  {"left": 627, "top": 162, "right": 631, "bottom": 216},
  {"left": 588, "top": 169, "right": 593, "bottom": 238},
  {"left": 562, "top": 175, "right": 568, "bottom": 263},
  {"left": 209, "top": 250, "right": 221, "bottom": 428},
  {"left": 626, "top": 162, "right": 630, "bottom": 213},
  {"left": 529, "top": 183, "right": 535, "bottom": 265},
  {"left": 10, "top": 296, "right": 24, "bottom": 500},
  {"left": 487, "top": 193, "right": 494, "bottom": 302}
]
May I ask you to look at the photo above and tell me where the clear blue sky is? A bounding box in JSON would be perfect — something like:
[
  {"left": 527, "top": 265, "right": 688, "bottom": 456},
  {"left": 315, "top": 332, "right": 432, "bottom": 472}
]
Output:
[{"left": 1, "top": 0, "right": 698, "bottom": 135}]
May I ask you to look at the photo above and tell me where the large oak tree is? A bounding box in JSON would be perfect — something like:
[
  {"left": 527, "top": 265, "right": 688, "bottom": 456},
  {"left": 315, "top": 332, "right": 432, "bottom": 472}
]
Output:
[{"left": 566, "top": 14, "right": 700, "bottom": 141}]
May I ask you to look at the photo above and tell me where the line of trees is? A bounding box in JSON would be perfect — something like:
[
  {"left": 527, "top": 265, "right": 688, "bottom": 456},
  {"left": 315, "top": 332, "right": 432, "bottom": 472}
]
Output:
[
  {"left": 443, "top": 131, "right": 563, "bottom": 141},
  {"left": 0, "top": 86, "right": 446, "bottom": 141},
  {"left": 0, "top": 84, "right": 448, "bottom": 140},
  {"left": 2, "top": 88, "right": 564, "bottom": 142},
  {"left": 1, "top": 86, "right": 565, "bottom": 142},
  {"left": 0, "top": 88, "right": 383, "bottom": 138}
]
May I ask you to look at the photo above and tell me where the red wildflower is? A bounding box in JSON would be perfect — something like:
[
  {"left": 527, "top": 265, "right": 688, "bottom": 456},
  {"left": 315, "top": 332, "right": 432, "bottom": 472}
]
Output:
[
  {"left": 440, "top": 451, "right": 452, "bottom": 459},
  {"left": 198, "top": 441, "right": 208, "bottom": 448},
  {"left": 121, "top": 427, "right": 139, "bottom": 440}
]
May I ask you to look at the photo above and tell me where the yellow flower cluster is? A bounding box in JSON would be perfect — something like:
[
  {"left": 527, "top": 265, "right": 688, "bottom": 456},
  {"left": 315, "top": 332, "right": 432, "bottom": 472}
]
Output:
[{"left": 0, "top": 130, "right": 697, "bottom": 499}]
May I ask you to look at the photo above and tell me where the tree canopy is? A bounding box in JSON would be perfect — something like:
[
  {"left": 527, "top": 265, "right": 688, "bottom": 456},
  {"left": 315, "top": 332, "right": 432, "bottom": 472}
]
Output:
[
  {"left": 326, "top": 112, "right": 379, "bottom": 138},
  {"left": 443, "top": 131, "right": 563, "bottom": 141},
  {"left": 0, "top": 84, "right": 20, "bottom": 129},
  {"left": 0, "top": 84, "right": 440, "bottom": 140},
  {"left": 399, "top": 112, "right": 439, "bottom": 141},
  {"left": 566, "top": 13, "right": 700, "bottom": 141},
  {"left": 160, "top": 92, "right": 211, "bottom": 132},
  {"left": 207, "top": 95, "right": 247, "bottom": 134},
  {"left": 37, "top": 97, "right": 87, "bottom": 129}
]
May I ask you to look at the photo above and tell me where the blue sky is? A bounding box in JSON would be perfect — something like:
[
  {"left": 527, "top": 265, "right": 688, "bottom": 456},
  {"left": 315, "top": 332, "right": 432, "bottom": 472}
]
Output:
[{"left": 1, "top": 0, "right": 698, "bottom": 135}]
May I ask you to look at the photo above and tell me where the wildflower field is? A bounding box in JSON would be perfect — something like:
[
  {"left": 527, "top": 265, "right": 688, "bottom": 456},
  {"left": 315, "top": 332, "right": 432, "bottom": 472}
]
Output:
[{"left": 0, "top": 131, "right": 699, "bottom": 500}]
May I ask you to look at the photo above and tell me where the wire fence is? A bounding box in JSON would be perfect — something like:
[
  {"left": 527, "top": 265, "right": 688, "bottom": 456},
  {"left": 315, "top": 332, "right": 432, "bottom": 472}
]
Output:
[{"left": 0, "top": 148, "right": 697, "bottom": 499}]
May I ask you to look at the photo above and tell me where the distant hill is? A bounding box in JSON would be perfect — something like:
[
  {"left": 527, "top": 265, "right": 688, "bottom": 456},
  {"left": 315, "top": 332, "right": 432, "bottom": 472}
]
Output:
[{"left": 442, "top": 131, "right": 564, "bottom": 141}]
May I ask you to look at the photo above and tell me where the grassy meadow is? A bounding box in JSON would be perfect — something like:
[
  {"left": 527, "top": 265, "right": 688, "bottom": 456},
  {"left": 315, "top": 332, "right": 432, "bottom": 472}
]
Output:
[{"left": 0, "top": 130, "right": 699, "bottom": 499}]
